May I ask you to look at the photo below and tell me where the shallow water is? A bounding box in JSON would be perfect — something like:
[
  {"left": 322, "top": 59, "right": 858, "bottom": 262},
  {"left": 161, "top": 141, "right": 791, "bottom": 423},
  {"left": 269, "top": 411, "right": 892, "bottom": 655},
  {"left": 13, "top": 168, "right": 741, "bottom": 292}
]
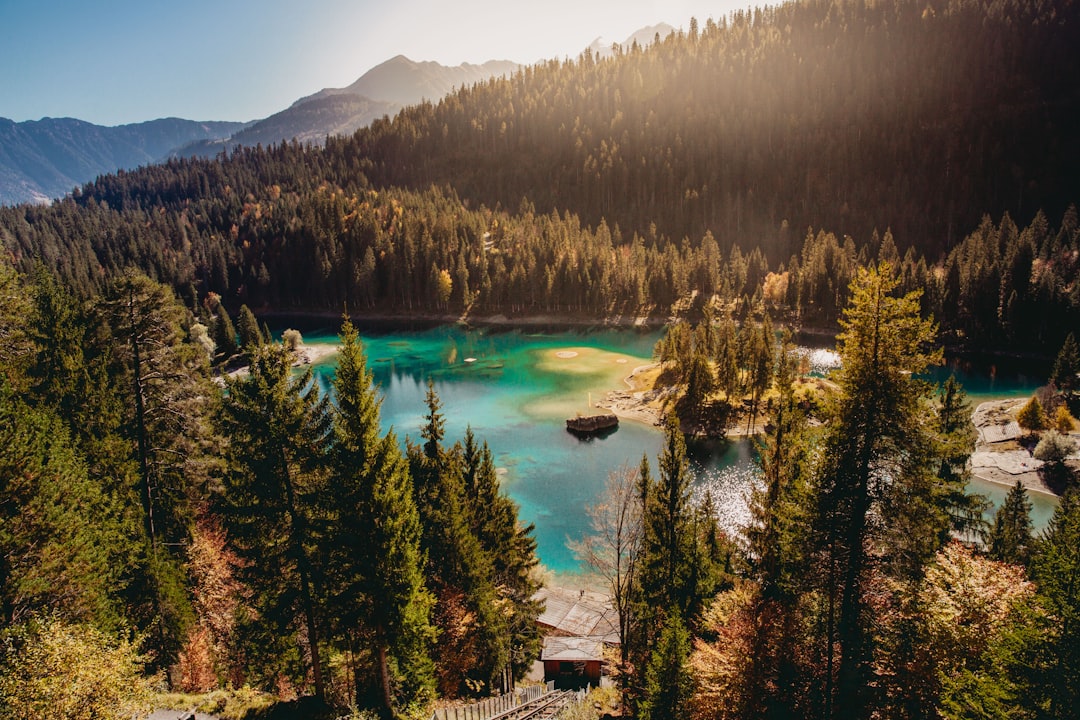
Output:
[
  {"left": 301, "top": 323, "right": 755, "bottom": 576},
  {"left": 295, "top": 323, "right": 1056, "bottom": 575}
]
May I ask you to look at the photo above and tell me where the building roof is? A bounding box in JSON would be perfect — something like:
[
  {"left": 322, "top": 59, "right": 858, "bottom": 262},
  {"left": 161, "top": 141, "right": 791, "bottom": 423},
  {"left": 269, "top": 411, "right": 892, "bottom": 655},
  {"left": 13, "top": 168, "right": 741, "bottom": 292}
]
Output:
[
  {"left": 534, "top": 587, "right": 620, "bottom": 644},
  {"left": 541, "top": 636, "right": 605, "bottom": 663}
]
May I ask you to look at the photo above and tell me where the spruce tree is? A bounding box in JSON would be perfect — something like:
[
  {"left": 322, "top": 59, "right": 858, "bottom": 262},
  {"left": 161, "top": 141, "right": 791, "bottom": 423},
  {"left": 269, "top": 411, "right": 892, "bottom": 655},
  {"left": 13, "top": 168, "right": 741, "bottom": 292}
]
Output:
[
  {"left": 639, "top": 411, "right": 697, "bottom": 619},
  {"left": 1029, "top": 490, "right": 1080, "bottom": 716},
  {"left": 638, "top": 610, "right": 693, "bottom": 720},
  {"left": 213, "top": 305, "right": 239, "bottom": 360},
  {"left": 987, "top": 481, "right": 1034, "bottom": 567},
  {"left": 461, "top": 429, "right": 543, "bottom": 684},
  {"left": 936, "top": 375, "right": 989, "bottom": 541},
  {"left": 408, "top": 383, "right": 505, "bottom": 696},
  {"left": 814, "top": 263, "right": 942, "bottom": 718},
  {"left": 1051, "top": 331, "right": 1080, "bottom": 396},
  {"left": 236, "top": 304, "right": 264, "bottom": 352},
  {"left": 219, "top": 343, "right": 332, "bottom": 700},
  {"left": 327, "top": 319, "right": 435, "bottom": 715}
]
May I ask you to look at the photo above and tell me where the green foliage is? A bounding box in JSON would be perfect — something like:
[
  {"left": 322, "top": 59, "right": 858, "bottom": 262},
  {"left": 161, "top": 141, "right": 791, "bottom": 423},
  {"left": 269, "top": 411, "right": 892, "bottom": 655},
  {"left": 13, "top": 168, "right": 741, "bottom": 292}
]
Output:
[
  {"left": 0, "top": 381, "right": 125, "bottom": 629},
  {"left": 237, "top": 304, "right": 264, "bottom": 352},
  {"left": 214, "top": 305, "right": 239, "bottom": 359},
  {"left": 988, "top": 482, "right": 1035, "bottom": 567},
  {"left": 637, "top": 611, "right": 692, "bottom": 720},
  {"left": 1027, "top": 490, "right": 1080, "bottom": 715},
  {"left": 0, "top": 616, "right": 154, "bottom": 720},
  {"left": 408, "top": 386, "right": 506, "bottom": 698},
  {"left": 219, "top": 343, "right": 332, "bottom": 697},
  {"left": 639, "top": 412, "right": 697, "bottom": 618},
  {"left": 1051, "top": 332, "right": 1080, "bottom": 395},
  {"left": 327, "top": 319, "right": 436, "bottom": 714},
  {"left": 814, "top": 263, "right": 955, "bottom": 716},
  {"left": 1033, "top": 430, "right": 1077, "bottom": 465}
]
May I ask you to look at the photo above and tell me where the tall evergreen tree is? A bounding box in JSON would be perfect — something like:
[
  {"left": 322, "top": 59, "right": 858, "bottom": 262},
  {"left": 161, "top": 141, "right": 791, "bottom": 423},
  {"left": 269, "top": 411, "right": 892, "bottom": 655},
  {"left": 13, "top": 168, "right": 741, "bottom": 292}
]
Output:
[
  {"left": 936, "top": 375, "right": 989, "bottom": 541},
  {"left": 213, "top": 305, "right": 239, "bottom": 360},
  {"left": 1051, "top": 331, "right": 1080, "bottom": 396},
  {"left": 460, "top": 428, "right": 542, "bottom": 685},
  {"left": 219, "top": 343, "right": 332, "bottom": 700},
  {"left": 639, "top": 411, "right": 698, "bottom": 619},
  {"left": 987, "top": 481, "right": 1034, "bottom": 567},
  {"left": 1028, "top": 490, "right": 1080, "bottom": 716},
  {"left": 407, "top": 383, "right": 504, "bottom": 696},
  {"left": 236, "top": 304, "right": 264, "bottom": 353},
  {"left": 0, "top": 381, "right": 126, "bottom": 630},
  {"left": 99, "top": 271, "right": 212, "bottom": 666},
  {"left": 326, "top": 319, "right": 435, "bottom": 716},
  {"left": 814, "top": 263, "right": 942, "bottom": 718},
  {"left": 638, "top": 610, "right": 693, "bottom": 720}
]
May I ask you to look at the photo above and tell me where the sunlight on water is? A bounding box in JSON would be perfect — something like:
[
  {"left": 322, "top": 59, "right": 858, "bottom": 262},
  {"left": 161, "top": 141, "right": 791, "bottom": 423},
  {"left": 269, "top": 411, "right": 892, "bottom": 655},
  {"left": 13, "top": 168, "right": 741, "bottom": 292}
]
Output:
[
  {"left": 805, "top": 347, "right": 841, "bottom": 376},
  {"left": 288, "top": 321, "right": 1055, "bottom": 576}
]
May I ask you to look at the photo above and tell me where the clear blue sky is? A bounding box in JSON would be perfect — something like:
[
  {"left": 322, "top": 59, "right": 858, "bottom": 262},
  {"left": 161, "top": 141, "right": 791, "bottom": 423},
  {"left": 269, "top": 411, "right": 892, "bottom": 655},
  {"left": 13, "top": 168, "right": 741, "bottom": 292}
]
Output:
[{"left": 0, "top": 0, "right": 749, "bottom": 126}]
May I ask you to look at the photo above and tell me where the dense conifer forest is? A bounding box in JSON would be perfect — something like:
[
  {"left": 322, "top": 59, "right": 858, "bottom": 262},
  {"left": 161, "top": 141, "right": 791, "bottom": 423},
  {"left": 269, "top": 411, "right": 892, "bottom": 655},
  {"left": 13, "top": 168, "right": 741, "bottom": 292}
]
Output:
[{"left": 2, "top": 0, "right": 1080, "bottom": 718}]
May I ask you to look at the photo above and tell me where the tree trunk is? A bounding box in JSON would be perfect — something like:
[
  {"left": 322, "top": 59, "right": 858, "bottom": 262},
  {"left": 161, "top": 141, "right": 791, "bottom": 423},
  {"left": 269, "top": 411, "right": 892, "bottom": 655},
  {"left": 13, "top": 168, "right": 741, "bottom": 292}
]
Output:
[{"left": 378, "top": 642, "right": 393, "bottom": 719}]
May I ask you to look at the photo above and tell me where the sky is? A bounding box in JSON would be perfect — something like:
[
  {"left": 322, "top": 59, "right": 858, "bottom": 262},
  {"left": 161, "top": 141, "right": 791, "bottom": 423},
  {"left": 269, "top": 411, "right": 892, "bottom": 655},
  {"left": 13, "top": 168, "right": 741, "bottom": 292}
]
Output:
[{"left": 0, "top": 0, "right": 750, "bottom": 126}]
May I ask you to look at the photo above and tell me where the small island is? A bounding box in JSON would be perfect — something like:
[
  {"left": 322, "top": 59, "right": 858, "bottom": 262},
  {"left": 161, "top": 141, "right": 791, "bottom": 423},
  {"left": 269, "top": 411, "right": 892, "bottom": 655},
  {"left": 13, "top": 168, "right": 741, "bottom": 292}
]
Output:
[{"left": 566, "top": 412, "right": 619, "bottom": 435}]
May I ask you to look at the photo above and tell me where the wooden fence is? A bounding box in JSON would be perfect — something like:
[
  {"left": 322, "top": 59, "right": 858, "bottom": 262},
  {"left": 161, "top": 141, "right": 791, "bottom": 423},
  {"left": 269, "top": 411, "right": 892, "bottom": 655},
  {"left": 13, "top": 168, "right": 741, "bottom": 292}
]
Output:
[{"left": 428, "top": 681, "right": 556, "bottom": 720}]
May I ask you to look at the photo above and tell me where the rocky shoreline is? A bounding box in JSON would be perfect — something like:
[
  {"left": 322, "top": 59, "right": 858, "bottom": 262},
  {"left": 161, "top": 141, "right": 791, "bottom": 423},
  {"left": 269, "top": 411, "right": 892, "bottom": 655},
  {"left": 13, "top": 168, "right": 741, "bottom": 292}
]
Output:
[{"left": 970, "top": 398, "right": 1072, "bottom": 497}]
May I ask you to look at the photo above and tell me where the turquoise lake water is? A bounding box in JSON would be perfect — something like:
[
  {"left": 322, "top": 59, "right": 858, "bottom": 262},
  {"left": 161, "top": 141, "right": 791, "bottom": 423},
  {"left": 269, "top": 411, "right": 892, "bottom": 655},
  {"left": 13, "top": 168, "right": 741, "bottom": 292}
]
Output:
[{"left": 293, "top": 322, "right": 1057, "bottom": 577}]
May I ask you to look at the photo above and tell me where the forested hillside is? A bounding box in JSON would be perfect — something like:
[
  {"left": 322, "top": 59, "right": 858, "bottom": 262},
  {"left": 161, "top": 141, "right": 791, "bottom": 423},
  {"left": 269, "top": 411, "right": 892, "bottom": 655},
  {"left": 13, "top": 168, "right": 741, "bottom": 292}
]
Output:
[
  {"left": 2, "top": 0, "right": 1076, "bottom": 351},
  {"left": 343, "top": 0, "right": 1080, "bottom": 259},
  {"left": 3, "top": 1, "right": 1080, "bottom": 717}
]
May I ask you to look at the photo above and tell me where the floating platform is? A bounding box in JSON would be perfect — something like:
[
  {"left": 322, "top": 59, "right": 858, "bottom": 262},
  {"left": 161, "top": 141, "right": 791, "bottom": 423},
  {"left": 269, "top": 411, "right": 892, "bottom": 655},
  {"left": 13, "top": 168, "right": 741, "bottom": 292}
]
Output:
[{"left": 566, "top": 412, "right": 619, "bottom": 436}]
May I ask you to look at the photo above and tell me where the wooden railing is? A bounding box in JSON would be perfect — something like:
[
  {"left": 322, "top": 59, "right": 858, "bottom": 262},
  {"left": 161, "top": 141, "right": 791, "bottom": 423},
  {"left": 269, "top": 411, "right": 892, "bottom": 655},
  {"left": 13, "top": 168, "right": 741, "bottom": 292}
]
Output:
[{"left": 428, "top": 681, "right": 556, "bottom": 720}]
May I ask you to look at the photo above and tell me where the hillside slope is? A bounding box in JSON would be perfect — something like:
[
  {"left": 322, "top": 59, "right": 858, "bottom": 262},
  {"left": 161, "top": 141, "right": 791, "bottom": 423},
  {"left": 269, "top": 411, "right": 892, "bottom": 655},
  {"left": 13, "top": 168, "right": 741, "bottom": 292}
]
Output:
[{"left": 0, "top": 116, "right": 247, "bottom": 205}]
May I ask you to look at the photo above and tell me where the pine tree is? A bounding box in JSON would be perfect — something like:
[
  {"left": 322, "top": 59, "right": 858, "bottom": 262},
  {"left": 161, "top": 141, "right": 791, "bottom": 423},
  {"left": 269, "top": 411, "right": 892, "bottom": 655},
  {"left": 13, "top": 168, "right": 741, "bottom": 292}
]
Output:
[
  {"left": 1051, "top": 332, "right": 1080, "bottom": 396},
  {"left": 1029, "top": 490, "right": 1080, "bottom": 716},
  {"left": 407, "top": 383, "right": 505, "bottom": 696},
  {"left": 99, "top": 271, "right": 212, "bottom": 666},
  {"left": 0, "top": 381, "right": 127, "bottom": 630},
  {"left": 936, "top": 375, "right": 989, "bottom": 541},
  {"left": 236, "top": 304, "right": 264, "bottom": 352},
  {"left": 814, "top": 263, "right": 942, "bottom": 718},
  {"left": 461, "top": 429, "right": 543, "bottom": 685},
  {"left": 744, "top": 336, "right": 814, "bottom": 719},
  {"left": 213, "top": 305, "right": 239, "bottom": 360},
  {"left": 639, "top": 411, "right": 697, "bottom": 619},
  {"left": 327, "top": 319, "right": 435, "bottom": 715},
  {"left": 638, "top": 610, "right": 693, "bottom": 720},
  {"left": 219, "top": 343, "right": 332, "bottom": 700},
  {"left": 987, "top": 481, "right": 1034, "bottom": 567},
  {"left": 1017, "top": 396, "right": 1048, "bottom": 436}
]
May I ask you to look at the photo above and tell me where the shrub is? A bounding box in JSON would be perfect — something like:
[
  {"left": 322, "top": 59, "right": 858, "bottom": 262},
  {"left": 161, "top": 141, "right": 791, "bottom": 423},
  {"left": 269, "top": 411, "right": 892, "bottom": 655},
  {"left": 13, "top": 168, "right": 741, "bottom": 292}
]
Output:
[
  {"left": 282, "top": 328, "right": 303, "bottom": 351},
  {"left": 0, "top": 617, "right": 154, "bottom": 720},
  {"left": 1034, "top": 430, "right": 1077, "bottom": 464}
]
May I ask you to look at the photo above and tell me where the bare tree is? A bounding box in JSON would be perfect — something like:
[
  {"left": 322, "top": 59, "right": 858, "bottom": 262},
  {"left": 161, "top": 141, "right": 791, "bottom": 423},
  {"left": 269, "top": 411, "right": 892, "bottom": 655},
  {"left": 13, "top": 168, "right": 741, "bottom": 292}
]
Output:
[{"left": 570, "top": 464, "right": 644, "bottom": 703}]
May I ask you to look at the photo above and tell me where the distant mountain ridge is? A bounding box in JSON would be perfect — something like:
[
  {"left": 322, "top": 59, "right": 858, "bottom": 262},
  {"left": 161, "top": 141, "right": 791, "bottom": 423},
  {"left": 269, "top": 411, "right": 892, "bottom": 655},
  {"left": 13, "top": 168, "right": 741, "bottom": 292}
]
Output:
[
  {"left": 296, "top": 56, "right": 521, "bottom": 108},
  {"left": 0, "top": 117, "right": 249, "bottom": 205},
  {"left": 178, "top": 56, "right": 520, "bottom": 159},
  {"left": 0, "top": 25, "right": 675, "bottom": 206}
]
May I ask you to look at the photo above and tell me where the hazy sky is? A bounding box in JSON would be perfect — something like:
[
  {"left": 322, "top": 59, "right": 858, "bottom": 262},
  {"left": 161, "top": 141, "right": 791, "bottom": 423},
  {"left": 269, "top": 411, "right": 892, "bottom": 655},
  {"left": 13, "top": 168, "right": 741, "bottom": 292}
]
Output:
[{"left": 0, "top": 0, "right": 751, "bottom": 126}]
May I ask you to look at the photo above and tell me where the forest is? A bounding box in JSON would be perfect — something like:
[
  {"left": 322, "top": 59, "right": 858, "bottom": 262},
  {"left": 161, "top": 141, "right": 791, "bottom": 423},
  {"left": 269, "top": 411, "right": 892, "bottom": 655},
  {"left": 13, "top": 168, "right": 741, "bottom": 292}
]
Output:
[{"left": 2, "top": 0, "right": 1080, "bottom": 718}]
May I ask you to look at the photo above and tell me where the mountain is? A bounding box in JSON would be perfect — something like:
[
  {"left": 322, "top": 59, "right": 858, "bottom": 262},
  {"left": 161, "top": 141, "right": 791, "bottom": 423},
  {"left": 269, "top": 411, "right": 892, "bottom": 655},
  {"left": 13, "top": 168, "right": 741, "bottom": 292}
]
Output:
[
  {"left": 176, "top": 94, "right": 399, "bottom": 159},
  {"left": 296, "top": 55, "right": 520, "bottom": 108},
  {"left": 587, "top": 23, "right": 676, "bottom": 58},
  {"left": 0, "top": 117, "right": 248, "bottom": 205},
  {"left": 178, "top": 56, "right": 521, "bottom": 159}
]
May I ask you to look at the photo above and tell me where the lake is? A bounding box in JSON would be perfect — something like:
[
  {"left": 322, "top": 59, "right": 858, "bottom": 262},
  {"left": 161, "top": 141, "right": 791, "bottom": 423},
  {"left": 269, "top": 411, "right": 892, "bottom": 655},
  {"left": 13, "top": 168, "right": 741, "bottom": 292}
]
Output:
[{"left": 294, "top": 322, "right": 1056, "bottom": 578}]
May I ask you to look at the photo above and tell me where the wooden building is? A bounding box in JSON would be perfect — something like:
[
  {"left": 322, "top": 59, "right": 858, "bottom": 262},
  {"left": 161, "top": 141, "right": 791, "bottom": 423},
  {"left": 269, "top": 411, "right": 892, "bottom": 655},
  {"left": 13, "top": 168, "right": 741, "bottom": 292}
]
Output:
[{"left": 541, "top": 636, "right": 604, "bottom": 689}]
